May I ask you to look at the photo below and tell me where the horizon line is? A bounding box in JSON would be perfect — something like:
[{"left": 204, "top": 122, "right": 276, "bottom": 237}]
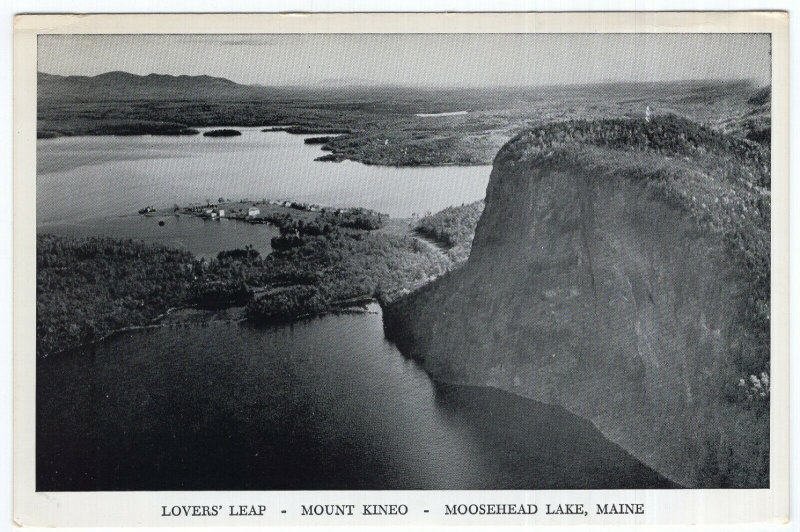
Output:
[{"left": 37, "top": 70, "right": 769, "bottom": 90}]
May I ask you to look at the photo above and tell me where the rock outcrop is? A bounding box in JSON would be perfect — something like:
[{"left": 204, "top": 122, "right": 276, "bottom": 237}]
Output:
[{"left": 383, "top": 116, "right": 770, "bottom": 488}]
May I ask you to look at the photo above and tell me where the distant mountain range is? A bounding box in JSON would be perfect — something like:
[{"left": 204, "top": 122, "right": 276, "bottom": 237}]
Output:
[{"left": 38, "top": 71, "right": 269, "bottom": 101}]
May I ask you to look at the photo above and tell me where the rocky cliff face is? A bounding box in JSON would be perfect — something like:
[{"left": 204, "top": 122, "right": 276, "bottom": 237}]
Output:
[{"left": 383, "top": 116, "right": 770, "bottom": 488}]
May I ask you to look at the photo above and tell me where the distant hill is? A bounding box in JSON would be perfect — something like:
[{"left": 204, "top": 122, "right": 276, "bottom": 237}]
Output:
[{"left": 38, "top": 71, "right": 268, "bottom": 101}]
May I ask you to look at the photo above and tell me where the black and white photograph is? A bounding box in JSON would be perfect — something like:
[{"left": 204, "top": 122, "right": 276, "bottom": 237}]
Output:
[
  {"left": 10, "top": 10, "right": 792, "bottom": 528},
  {"left": 32, "top": 29, "right": 774, "bottom": 492}
]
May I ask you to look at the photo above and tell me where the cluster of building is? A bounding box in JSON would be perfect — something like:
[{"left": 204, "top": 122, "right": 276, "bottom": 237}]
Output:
[
  {"left": 241, "top": 200, "right": 324, "bottom": 218},
  {"left": 164, "top": 197, "right": 336, "bottom": 222},
  {"left": 262, "top": 199, "right": 322, "bottom": 212},
  {"left": 201, "top": 208, "right": 226, "bottom": 219}
]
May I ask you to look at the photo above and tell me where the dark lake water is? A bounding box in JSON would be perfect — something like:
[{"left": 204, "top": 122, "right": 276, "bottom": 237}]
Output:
[{"left": 37, "top": 304, "right": 673, "bottom": 491}]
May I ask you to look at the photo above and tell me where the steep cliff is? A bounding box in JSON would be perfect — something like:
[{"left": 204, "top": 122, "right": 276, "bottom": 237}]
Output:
[{"left": 383, "top": 116, "right": 770, "bottom": 488}]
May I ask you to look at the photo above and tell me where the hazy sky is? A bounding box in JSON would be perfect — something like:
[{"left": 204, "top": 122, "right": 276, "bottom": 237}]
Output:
[{"left": 38, "top": 33, "right": 771, "bottom": 87}]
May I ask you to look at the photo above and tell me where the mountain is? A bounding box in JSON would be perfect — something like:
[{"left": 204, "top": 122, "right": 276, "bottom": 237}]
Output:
[
  {"left": 382, "top": 115, "right": 770, "bottom": 488},
  {"left": 37, "top": 71, "right": 268, "bottom": 101}
]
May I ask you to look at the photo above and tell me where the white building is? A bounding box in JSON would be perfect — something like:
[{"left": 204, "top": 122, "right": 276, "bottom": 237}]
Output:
[{"left": 247, "top": 207, "right": 261, "bottom": 217}]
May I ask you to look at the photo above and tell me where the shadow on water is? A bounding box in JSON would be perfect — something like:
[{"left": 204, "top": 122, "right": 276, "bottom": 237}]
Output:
[
  {"left": 37, "top": 309, "right": 676, "bottom": 491},
  {"left": 430, "top": 382, "right": 678, "bottom": 489}
]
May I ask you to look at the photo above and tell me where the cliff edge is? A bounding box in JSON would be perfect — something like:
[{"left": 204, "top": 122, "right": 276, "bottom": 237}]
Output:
[{"left": 383, "top": 115, "right": 770, "bottom": 488}]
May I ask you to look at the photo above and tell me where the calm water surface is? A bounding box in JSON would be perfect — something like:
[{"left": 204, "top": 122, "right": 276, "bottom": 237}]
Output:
[
  {"left": 39, "top": 215, "right": 277, "bottom": 260},
  {"left": 37, "top": 128, "right": 489, "bottom": 257},
  {"left": 37, "top": 128, "right": 491, "bottom": 223},
  {"left": 37, "top": 305, "right": 673, "bottom": 491}
]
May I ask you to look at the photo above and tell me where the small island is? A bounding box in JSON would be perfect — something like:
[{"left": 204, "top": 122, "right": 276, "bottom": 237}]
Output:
[{"left": 203, "top": 129, "right": 242, "bottom": 137}]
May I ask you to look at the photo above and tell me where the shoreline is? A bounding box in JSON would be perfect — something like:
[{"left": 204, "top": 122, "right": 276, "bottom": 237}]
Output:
[
  {"left": 40, "top": 297, "right": 380, "bottom": 360},
  {"left": 37, "top": 125, "right": 497, "bottom": 168},
  {"left": 36, "top": 198, "right": 466, "bottom": 358}
]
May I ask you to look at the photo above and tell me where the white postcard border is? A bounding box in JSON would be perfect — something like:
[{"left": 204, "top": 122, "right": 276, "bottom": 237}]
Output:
[{"left": 13, "top": 11, "right": 790, "bottom": 527}]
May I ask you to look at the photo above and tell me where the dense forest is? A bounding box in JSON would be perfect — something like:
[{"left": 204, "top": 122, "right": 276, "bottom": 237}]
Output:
[
  {"left": 37, "top": 236, "right": 198, "bottom": 356},
  {"left": 415, "top": 201, "right": 484, "bottom": 263},
  {"left": 37, "top": 216, "right": 451, "bottom": 356},
  {"left": 266, "top": 207, "right": 387, "bottom": 238}
]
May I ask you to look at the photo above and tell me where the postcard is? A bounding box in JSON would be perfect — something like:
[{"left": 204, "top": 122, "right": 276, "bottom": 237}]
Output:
[{"left": 13, "top": 11, "right": 789, "bottom": 527}]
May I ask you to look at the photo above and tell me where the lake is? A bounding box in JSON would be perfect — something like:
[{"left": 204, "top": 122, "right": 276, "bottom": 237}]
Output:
[
  {"left": 37, "top": 128, "right": 491, "bottom": 221},
  {"left": 37, "top": 128, "right": 490, "bottom": 257},
  {"left": 37, "top": 304, "right": 673, "bottom": 491}
]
